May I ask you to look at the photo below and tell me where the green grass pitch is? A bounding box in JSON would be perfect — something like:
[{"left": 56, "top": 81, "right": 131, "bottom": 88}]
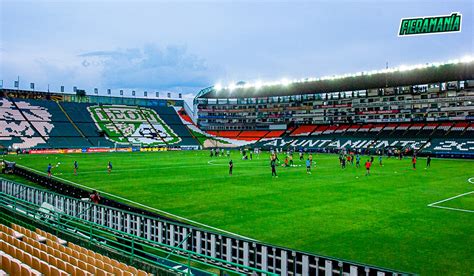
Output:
[{"left": 4, "top": 151, "right": 474, "bottom": 275}]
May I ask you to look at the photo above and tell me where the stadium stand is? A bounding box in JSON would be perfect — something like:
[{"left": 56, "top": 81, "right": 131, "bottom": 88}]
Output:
[
  {"left": 0, "top": 96, "right": 200, "bottom": 149},
  {"left": 290, "top": 125, "right": 317, "bottom": 136},
  {"left": 416, "top": 123, "right": 438, "bottom": 137},
  {"left": 264, "top": 130, "right": 285, "bottom": 138},
  {"left": 192, "top": 59, "right": 473, "bottom": 156},
  {"left": 432, "top": 122, "right": 453, "bottom": 137},
  {"left": 201, "top": 129, "right": 282, "bottom": 142},
  {"left": 311, "top": 125, "right": 328, "bottom": 136},
  {"left": 344, "top": 124, "right": 361, "bottom": 135},
  {"left": 0, "top": 222, "right": 148, "bottom": 275},
  {"left": 250, "top": 120, "right": 473, "bottom": 157},
  {"left": 334, "top": 124, "right": 349, "bottom": 134},
  {"left": 239, "top": 131, "right": 268, "bottom": 139},
  {"left": 464, "top": 123, "right": 474, "bottom": 137}
]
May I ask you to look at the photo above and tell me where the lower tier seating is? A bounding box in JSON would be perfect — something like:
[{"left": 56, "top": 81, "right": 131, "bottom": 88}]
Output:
[{"left": 0, "top": 223, "right": 149, "bottom": 276}]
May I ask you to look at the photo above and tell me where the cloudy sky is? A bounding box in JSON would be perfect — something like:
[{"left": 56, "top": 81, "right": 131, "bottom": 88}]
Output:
[{"left": 0, "top": 0, "right": 472, "bottom": 99}]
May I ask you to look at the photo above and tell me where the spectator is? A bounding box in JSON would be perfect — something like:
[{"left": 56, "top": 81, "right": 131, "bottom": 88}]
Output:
[{"left": 90, "top": 190, "right": 101, "bottom": 204}]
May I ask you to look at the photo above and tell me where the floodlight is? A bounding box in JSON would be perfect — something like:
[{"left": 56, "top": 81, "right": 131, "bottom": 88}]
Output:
[
  {"left": 214, "top": 83, "right": 222, "bottom": 91},
  {"left": 280, "top": 78, "right": 290, "bottom": 86},
  {"left": 461, "top": 55, "right": 474, "bottom": 63}
]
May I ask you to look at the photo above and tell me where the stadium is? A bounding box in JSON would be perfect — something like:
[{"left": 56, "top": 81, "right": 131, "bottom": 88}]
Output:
[
  {"left": 1, "top": 1, "right": 473, "bottom": 276},
  {"left": 1, "top": 56, "right": 473, "bottom": 275}
]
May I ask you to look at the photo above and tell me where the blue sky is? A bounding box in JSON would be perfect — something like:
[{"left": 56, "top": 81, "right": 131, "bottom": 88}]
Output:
[{"left": 0, "top": 0, "right": 472, "bottom": 99}]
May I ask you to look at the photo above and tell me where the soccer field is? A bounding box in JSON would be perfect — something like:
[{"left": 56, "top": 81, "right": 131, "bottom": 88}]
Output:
[{"left": 4, "top": 151, "right": 474, "bottom": 275}]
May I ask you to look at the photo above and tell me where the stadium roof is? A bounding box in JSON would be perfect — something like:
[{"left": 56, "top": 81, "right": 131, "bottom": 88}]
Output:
[{"left": 197, "top": 57, "right": 474, "bottom": 99}]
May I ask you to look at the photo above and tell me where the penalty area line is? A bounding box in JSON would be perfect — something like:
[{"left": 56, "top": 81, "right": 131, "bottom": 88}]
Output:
[
  {"left": 13, "top": 163, "right": 257, "bottom": 241},
  {"left": 428, "top": 205, "right": 474, "bottom": 213},
  {"left": 427, "top": 191, "right": 474, "bottom": 207}
]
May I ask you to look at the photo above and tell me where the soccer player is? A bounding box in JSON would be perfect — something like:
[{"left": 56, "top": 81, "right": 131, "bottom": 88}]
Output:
[
  {"left": 229, "top": 160, "right": 233, "bottom": 175},
  {"left": 426, "top": 155, "right": 431, "bottom": 168},
  {"left": 47, "top": 163, "right": 52, "bottom": 178},
  {"left": 271, "top": 158, "right": 278, "bottom": 177},
  {"left": 107, "top": 161, "right": 113, "bottom": 173},
  {"left": 289, "top": 154, "right": 293, "bottom": 167},
  {"left": 74, "top": 160, "right": 78, "bottom": 175},
  {"left": 365, "top": 160, "right": 372, "bottom": 176},
  {"left": 412, "top": 156, "right": 417, "bottom": 170},
  {"left": 306, "top": 158, "right": 311, "bottom": 174},
  {"left": 356, "top": 154, "right": 361, "bottom": 168},
  {"left": 378, "top": 155, "right": 383, "bottom": 166}
]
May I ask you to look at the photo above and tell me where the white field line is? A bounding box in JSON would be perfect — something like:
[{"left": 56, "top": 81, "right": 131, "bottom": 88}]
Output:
[
  {"left": 427, "top": 176, "right": 474, "bottom": 213},
  {"left": 13, "top": 163, "right": 257, "bottom": 241},
  {"left": 427, "top": 191, "right": 474, "bottom": 207},
  {"left": 429, "top": 205, "right": 474, "bottom": 213}
]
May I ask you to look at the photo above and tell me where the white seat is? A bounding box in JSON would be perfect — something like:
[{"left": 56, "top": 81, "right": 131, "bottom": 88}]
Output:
[
  {"left": 56, "top": 238, "right": 67, "bottom": 246},
  {"left": 12, "top": 231, "right": 24, "bottom": 239},
  {"left": 36, "top": 235, "right": 47, "bottom": 243}
]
